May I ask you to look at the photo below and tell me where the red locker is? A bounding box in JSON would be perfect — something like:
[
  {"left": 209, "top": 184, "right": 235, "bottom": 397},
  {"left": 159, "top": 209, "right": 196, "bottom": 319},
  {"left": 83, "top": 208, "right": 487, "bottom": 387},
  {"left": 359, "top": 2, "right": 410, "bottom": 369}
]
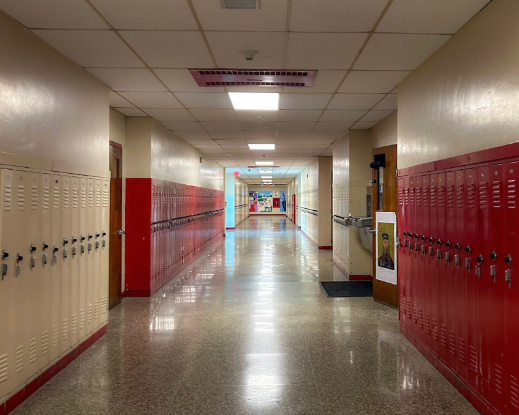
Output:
[
  {"left": 421, "top": 174, "right": 431, "bottom": 346},
  {"left": 429, "top": 172, "right": 440, "bottom": 355},
  {"left": 445, "top": 170, "right": 457, "bottom": 371},
  {"left": 404, "top": 177, "right": 412, "bottom": 325},
  {"left": 415, "top": 175, "right": 424, "bottom": 339},
  {"left": 397, "top": 177, "right": 407, "bottom": 325},
  {"left": 409, "top": 176, "right": 417, "bottom": 329}
]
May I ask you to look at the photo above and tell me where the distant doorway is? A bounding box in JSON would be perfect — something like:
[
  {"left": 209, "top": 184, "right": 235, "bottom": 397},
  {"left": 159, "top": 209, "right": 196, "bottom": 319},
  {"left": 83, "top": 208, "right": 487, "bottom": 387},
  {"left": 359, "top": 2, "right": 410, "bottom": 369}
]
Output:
[{"left": 109, "top": 142, "right": 123, "bottom": 309}]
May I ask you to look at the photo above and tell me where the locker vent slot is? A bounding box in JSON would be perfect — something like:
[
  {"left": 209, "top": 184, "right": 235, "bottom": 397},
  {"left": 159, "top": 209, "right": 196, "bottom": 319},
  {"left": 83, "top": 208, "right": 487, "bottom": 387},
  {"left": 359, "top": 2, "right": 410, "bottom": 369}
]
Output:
[
  {"left": 17, "top": 185, "right": 25, "bottom": 211},
  {"left": 440, "top": 325, "right": 447, "bottom": 348},
  {"left": 71, "top": 314, "right": 77, "bottom": 336},
  {"left": 400, "top": 295, "right": 405, "bottom": 314},
  {"left": 495, "top": 364, "right": 503, "bottom": 395},
  {"left": 424, "top": 313, "right": 430, "bottom": 333},
  {"left": 412, "top": 305, "right": 417, "bottom": 322},
  {"left": 63, "top": 187, "right": 70, "bottom": 209},
  {"left": 96, "top": 189, "right": 101, "bottom": 207},
  {"left": 41, "top": 330, "right": 48, "bottom": 356},
  {"left": 447, "top": 185, "right": 454, "bottom": 209},
  {"left": 0, "top": 353, "right": 7, "bottom": 383},
  {"left": 438, "top": 186, "right": 445, "bottom": 208},
  {"left": 3, "top": 184, "right": 11, "bottom": 211},
  {"left": 416, "top": 186, "right": 421, "bottom": 207},
  {"left": 15, "top": 344, "right": 24, "bottom": 373},
  {"left": 103, "top": 190, "right": 109, "bottom": 208},
  {"left": 101, "top": 296, "right": 108, "bottom": 315},
  {"left": 88, "top": 189, "right": 94, "bottom": 208},
  {"left": 492, "top": 181, "right": 501, "bottom": 209},
  {"left": 31, "top": 185, "right": 38, "bottom": 210},
  {"left": 43, "top": 186, "right": 49, "bottom": 210},
  {"left": 81, "top": 189, "right": 86, "bottom": 208},
  {"left": 72, "top": 188, "right": 78, "bottom": 208},
  {"left": 456, "top": 184, "right": 463, "bottom": 208},
  {"left": 479, "top": 182, "right": 488, "bottom": 209},
  {"left": 511, "top": 375, "right": 519, "bottom": 409},
  {"left": 469, "top": 345, "right": 477, "bottom": 373},
  {"left": 52, "top": 325, "right": 58, "bottom": 349},
  {"left": 417, "top": 309, "right": 423, "bottom": 328},
  {"left": 467, "top": 184, "right": 475, "bottom": 209},
  {"left": 62, "top": 319, "right": 68, "bottom": 342},
  {"left": 94, "top": 300, "right": 99, "bottom": 320},
  {"left": 80, "top": 309, "right": 85, "bottom": 329},
  {"left": 404, "top": 188, "right": 409, "bottom": 205},
  {"left": 458, "top": 337, "right": 465, "bottom": 364},
  {"left": 87, "top": 304, "right": 92, "bottom": 324},
  {"left": 507, "top": 179, "right": 516, "bottom": 209},
  {"left": 432, "top": 318, "right": 438, "bottom": 340},
  {"left": 29, "top": 337, "right": 37, "bottom": 364},
  {"left": 430, "top": 186, "right": 436, "bottom": 207},
  {"left": 398, "top": 187, "right": 404, "bottom": 206},
  {"left": 53, "top": 186, "right": 60, "bottom": 209},
  {"left": 409, "top": 187, "right": 415, "bottom": 206},
  {"left": 449, "top": 330, "right": 456, "bottom": 356},
  {"left": 422, "top": 186, "right": 428, "bottom": 207}
]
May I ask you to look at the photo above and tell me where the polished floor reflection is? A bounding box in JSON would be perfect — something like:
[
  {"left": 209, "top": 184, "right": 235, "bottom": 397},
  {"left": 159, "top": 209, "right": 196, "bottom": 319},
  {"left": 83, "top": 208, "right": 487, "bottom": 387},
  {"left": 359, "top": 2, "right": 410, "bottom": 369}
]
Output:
[{"left": 12, "top": 217, "right": 476, "bottom": 414}]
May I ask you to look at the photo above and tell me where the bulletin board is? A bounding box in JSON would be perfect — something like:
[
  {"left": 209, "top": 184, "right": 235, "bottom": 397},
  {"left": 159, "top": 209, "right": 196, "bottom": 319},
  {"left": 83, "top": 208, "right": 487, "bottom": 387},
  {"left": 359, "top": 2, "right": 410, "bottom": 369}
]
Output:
[{"left": 258, "top": 191, "right": 273, "bottom": 212}]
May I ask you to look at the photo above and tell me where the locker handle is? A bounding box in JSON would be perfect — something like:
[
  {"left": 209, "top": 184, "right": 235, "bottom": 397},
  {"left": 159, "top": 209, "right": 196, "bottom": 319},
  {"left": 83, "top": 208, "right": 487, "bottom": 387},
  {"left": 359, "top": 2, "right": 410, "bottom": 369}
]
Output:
[
  {"left": 421, "top": 235, "right": 425, "bottom": 241},
  {"left": 504, "top": 255, "right": 512, "bottom": 265},
  {"left": 403, "top": 231, "right": 408, "bottom": 236},
  {"left": 490, "top": 251, "right": 497, "bottom": 261},
  {"left": 454, "top": 243, "right": 461, "bottom": 250},
  {"left": 102, "top": 232, "right": 106, "bottom": 237},
  {"left": 429, "top": 237, "right": 434, "bottom": 243},
  {"left": 53, "top": 246, "right": 59, "bottom": 253},
  {"left": 436, "top": 239, "right": 442, "bottom": 246},
  {"left": 415, "top": 233, "right": 419, "bottom": 239},
  {"left": 43, "top": 243, "right": 49, "bottom": 250},
  {"left": 81, "top": 235, "right": 86, "bottom": 241},
  {"left": 30, "top": 244, "right": 37, "bottom": 252},
  {"left": 88, "top": 234, "right": 93, "bottom": 240},
  {"left": 63, "top": 239, "right": 69, "bottom": 245},
  {"left": 2, "top": 250, "right": 9, "bottom": 259},
  {"left": 72, "top": 237, "right": 77, "bottom": 243},
  {"left": 477, "top": 255, "right": 484, "bottom": 263},
  {"left": 445, "top": 241, "right": 451, "bottom": 248},
  {"left": 95, "top": 233, "right": 100, "bottom": 238},
  {"left": 464, "top": 245, "right": 471, "bottom": 253},
  {"left": 16, "top": 254, "right": 23, "bottom": 262}
]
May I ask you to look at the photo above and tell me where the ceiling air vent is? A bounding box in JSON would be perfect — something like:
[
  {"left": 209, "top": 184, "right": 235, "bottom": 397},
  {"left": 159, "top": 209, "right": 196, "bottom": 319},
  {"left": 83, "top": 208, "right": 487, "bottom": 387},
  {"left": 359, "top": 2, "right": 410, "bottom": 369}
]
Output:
[
  {"left": 190, "top": 69, "right": 317, "bottom": 88},
  {"left": 223, "top": 0, "right": 258, "bottom": 9}
]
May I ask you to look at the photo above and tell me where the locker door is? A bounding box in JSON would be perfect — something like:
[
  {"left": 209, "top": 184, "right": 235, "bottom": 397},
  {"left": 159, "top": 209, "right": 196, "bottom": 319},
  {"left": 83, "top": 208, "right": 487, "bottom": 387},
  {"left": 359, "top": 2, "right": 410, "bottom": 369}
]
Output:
[
  {"left": 60, "top": 175, "right": 71, "bottom": 356},
  {"left": 429, "top": 172, "right": 440, "bottom": 355},
  {"left": 489, "top": 163, "right": 507, "bottom": 413},
  {"left": 409, "top": 176, "right": 417, "bottom": 331},
  {"left": 404, "top": 177, "right": 412, "bottom": 325},
  {"left": 445, "top": 170, "right": 457, "bottom": 371},
  {"left": 455, "top": 169, "right": 468, "bottom": 381},
  {"left": 69, "top": 177, "right": 80, "bottom": 347},
  {"left": 504, "top": 160, "right": 519, "bottom": 415},
  {"left": 50, "top": 174, "right": 62, "bottom": 362},
  {"left": 93, "top": 179, "right": 102, "bottom": 329},
  {"left": 437, "top": 171, "right": 449, "bottom": 364},
  {"left": 465, "top": 167, "right": 479, "bottom": 390},
  {"left": 0, "top": 169, "right": 13, "bottom": 398},
  {"left": 477, "top": 164, "right": 492, "bottom": 401},
  {"left": 40, "top": 174, "right": 51, "bottom": 369},
  {"left": 78, "top": 177, "right": 88, "bottom": 341},
  {"left": 415, "top": 175, "right": 424, "bottom": 339},
  {"left": 397, "top": 177, "right": 407, "bottom": 325},
  {"left": 86, "top": 178, "right": 95, "bottom": 334},
  {"left": 100, "top": 179, "right": 109, "bottom": 324},
  {"left": 421, "top": 174, "right": 431, "bottom": 347}
]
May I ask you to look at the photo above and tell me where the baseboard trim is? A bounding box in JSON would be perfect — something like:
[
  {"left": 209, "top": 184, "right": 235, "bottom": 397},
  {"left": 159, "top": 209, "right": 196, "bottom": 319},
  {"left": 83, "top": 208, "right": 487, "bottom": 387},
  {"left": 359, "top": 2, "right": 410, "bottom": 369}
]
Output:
[
  {"left": 349, "top": 275, "right": 373, "bottom": 281},
  {"left": 226, "top": 227, "right": 235, "bottom": 230},
  {"left": 319, "top": 246, "right": 332, "bottom": 250}
]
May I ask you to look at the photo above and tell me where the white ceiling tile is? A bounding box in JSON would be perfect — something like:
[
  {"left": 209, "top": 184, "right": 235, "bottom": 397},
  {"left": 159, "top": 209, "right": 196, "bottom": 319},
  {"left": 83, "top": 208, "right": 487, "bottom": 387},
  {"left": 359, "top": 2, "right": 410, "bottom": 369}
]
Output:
[
  {"left": 0, "top": 0, "right": 108, "bottom": 29},
  {"left": 240, "top": 121, "right": 277, "bottom": 131},
  {"left": 283, "top": 71, "right": 346, "bottom": 94},
  {"left": 144, "top": 109, "right": 194, "bottom": 122},
  {"left": 210, "top": 131, "right": 246, "bottom": 139},
  {"left": 87, "top": 68, "right": 166, "bottom": 91},
  {"left": 373, "top": 94, "right": 398, "bottom": 110},
  {"left": 172, "top": 131, "right": 212, "bottom": 139},
  {"left": 192, "top": 0, "right": 288, "bottom": 31},
  {"left": 351, "top": 121, "right": 378, "bottom": 129},
  {"left": 314, "top": 122, "right": 354, "bottom": 131},
  {"left": 354, "top": 34, "right": 451, "bottom": 70},
  {"left": 34, "top": 30, "right": 143, "bottom": 68},
  {"left": 89, "top": 0, "right": 197, "bottom": 30},
  {"left": 114, "top": 108, "right": 147, "bottom": 116},
  {"left": 154, "top": 69, "right": 225, "bottom": 92},
  {"left": 119, "top": 92, "right": 182, "bottom": 108},
  {"left": 162, "top": 122, "right": 205, "bottom": 131},
  {"left": 276, "top": 144, "right": 303, "bottom": 149},
  {"left": 235, "top": 110, "right": 279, "bottom": 122},
  {"left": 190, "top": 109, "right": 237, "bottom": 122},
  {"left": 290, "top": 0, "right": 387, "bottom": 32},
  {"left": 320, "top": 110, "right": 366, "bottom": 122},
  {"left": 244, "top": 131, "right": 277, "bottom": 139},
  {"left": 176, "top": 93, "right": 233, "bottom": 109},
  {"left": 378, "top": 0, "right": 490, "bottom": 34},
  {"left": 215, "top": 139, "right": 248, "bottom": 147},
  {"left": 339, "top": 70, "right": 411, "bottom": 93},
  {"left": 360, "top": 110, "right": 394, "bottom": 122},
  {"left": 277, "top": 122, "right": 316, "bottom": 132},
  {"left": 120, "top": 31, "right": 214, "bottom": 68},
  {"left": 109, "top": 91, "right": 134, "bottom": 108},
  {"left": 279, "top": 94, "right": 332, "bottom": 110},
  {"left": 328, "top": 94, "right": 385, "bottom": 110},
  {"left": 202, "top": 122, "right": 242, "bottom": 131},
  {"left": 286, "top": 33, "right": 368, "bottom": 70},
  {"left": 206, "top": 32, "right": 285, "bottom": 69},
  {"left": 276, "top": 131, "right": 341, "bottom": 139},
  {"left": 275, "top": 137, "right": 308, "bottom": 144},
  {"left": 278, "top": 110, "right": 322, "bottom": 122}
]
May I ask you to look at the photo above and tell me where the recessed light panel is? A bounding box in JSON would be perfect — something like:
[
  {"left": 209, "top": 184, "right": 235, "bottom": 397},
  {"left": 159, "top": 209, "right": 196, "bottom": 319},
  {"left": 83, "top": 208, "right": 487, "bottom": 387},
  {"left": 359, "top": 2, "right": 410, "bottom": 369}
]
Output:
[
  {"left": 261, "top": 176, "right": 272, "bottom": 178},
  {"left": 229, "top": 93, "right": 279, "bottom": 110},
  {"left": 258, "top": 170, "right": 273, "bottom": 173},
  {"left": 256, "top": 161, "right": 274, "bottom": 166},
  {"left": 248, "top": 144, "right": 275, "bottom": 150}
]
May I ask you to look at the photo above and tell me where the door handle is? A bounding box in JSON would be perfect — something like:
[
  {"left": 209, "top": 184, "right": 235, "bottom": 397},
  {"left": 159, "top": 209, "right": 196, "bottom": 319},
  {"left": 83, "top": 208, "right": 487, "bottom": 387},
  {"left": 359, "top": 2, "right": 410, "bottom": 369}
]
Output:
[{"left": 117, "top": 230, "right": 126, "bottom": 235}]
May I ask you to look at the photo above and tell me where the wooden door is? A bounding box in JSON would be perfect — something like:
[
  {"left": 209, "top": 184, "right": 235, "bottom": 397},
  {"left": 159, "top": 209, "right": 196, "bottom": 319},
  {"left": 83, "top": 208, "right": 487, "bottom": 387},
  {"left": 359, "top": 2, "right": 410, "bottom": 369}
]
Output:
[
  {"left": 372, "top": 144, "right": 399, "bottom": 308},
  {"left": 109, "top": 142, "right": 123, "bottom": 309}
]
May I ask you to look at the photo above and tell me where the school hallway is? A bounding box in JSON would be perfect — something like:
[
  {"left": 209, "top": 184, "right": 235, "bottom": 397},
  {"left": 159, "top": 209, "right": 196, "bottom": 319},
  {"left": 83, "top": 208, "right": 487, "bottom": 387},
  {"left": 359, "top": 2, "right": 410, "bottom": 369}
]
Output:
[{"left": 10, "top": 217, "right": 475, "bottom": 415}]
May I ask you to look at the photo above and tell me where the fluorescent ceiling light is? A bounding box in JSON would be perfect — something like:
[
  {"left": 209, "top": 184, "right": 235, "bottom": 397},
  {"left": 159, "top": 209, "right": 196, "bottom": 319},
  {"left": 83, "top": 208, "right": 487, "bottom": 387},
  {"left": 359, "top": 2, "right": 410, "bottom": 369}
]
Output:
[
  {"left": 258, "top": 170, "right": 272, "bottom": 173},
  {"left": 248, "top": 144, "right": 275, "bottom": 150},
  {"left": 256, "top": 161, "right": 274, "bottom": 166},
  {"left": 261, "top": 176, "right": 272, "bottom": 178},
  {"left": 229, "top": 93, "right": 279, "bottom": 110},
  {"left": 262, "top": 179, "right": 272, "bottom": 182}
]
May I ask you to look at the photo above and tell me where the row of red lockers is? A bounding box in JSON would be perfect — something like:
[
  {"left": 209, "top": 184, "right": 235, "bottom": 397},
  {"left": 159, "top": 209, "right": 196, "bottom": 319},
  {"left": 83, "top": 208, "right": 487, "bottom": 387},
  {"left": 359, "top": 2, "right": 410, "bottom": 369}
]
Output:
[
  {"left": 126, "top": 179, "right": 225, "bottom": 294},
  {"left": 397, "top": 158, "right": 519, "bottom": 415}
]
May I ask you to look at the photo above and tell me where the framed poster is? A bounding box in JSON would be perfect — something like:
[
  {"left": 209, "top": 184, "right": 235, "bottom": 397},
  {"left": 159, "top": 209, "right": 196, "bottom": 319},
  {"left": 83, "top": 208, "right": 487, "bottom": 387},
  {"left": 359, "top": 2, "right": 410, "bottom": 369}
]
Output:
[
  {"left": 249, "top": 191, "right": 258, "bottom": 212},
  {"left": 258, "top": 190, "right": 272, "bottom": 212},
  {"left": 280, "top": 191, "right": 286, "bottom": 212},
  {"left": 375, "top": 211, "right": 397, "bottom": 285}
]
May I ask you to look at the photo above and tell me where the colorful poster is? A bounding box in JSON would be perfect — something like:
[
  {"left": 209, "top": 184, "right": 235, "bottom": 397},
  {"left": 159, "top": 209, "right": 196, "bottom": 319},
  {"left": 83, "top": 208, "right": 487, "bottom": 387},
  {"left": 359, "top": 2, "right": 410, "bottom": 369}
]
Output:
[
  {"left": 249, "top": 191, "right": 258, "bottom": 212},
  {"left": 375, "top": 212, "right": 397, "bottom": 285},
  {"left": 280, "top": 191, "right": 287, "bottom": 212},
  {"left": 258, "top": 190, "right": 273, "bottom": 212}
]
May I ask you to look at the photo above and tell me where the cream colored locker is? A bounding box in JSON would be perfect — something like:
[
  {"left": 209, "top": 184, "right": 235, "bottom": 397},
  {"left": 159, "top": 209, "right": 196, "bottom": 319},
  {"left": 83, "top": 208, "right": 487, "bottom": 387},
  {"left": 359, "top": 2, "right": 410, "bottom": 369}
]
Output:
[
  {"left": 40, "top": 173, "right": 52, "bottom": 370},
  {"left": 49, "top": 174, "right": 61, "bottom": 363},
  {"left": 0, "top": 169, "right": 13, "bottom": 399},
  {"left": 10, "top": 169, "right": 30, "bottom": 391},
  {"left": 93, "top": 178, "right": 102, "bottom": 330},
  {"left": 86, "top": 178, "right": 95, "bottom": 335},
  {"left": 59, "top": 176, "right": 71, "bottom": 356},
  {"left": 100, "top": 179, "right": 110, "bottom": 325},
  {"left": 78, "top": 177, "right": 88, "bottom": 341},
  {"left": 69, "top": 176, "right": 80, "bottom": 347}
]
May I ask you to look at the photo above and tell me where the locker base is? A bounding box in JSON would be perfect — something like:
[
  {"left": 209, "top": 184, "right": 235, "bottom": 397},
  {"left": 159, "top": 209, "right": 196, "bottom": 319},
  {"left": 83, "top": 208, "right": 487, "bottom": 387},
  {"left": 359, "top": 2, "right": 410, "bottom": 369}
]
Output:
[
  {"left": 0, "top": 324, "right": 107, "bottom": 415},
  {"left": 349, "top": 275, "right": 373, "bottom": 281},
  {"left": 319, "top": 246, "right": 332, "bottom": 250},
  {"left": 400, "top": 321, "right": 500, "bottom": 415}
]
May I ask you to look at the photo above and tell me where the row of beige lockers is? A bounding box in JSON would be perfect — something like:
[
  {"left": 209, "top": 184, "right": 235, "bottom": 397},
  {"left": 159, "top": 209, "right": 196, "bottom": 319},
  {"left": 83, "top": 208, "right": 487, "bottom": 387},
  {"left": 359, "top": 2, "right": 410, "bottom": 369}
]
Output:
[{"left": 0, "top": 167, "right": 110, "bottom": 400}]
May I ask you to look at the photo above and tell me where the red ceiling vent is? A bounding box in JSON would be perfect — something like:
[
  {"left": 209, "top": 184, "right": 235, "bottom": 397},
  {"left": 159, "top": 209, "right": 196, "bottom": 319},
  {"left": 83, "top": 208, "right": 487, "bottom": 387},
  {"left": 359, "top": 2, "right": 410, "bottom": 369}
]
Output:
[{"left": 189, "top": 69, "right": 317, "bottom": 88}]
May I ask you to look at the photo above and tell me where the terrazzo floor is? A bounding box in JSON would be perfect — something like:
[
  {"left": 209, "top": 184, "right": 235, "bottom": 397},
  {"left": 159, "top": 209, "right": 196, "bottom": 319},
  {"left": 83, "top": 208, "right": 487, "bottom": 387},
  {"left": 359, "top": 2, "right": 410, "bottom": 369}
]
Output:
[{"left": 11, "top": 217, "right": 477, "bottom": 414}]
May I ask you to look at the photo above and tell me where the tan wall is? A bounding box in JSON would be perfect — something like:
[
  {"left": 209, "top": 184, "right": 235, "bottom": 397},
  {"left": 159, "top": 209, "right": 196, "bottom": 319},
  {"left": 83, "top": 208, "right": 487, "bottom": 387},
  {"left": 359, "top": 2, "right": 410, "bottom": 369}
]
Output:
[
  {"left": 234, "top": 177, "right": 248, "bottom": 226},
  {"left": 300, "top": 159, "right": 319, "bottom": 243},
  {"left": 398, "top": 0, "right": 517, "bottom": 169},
  {"left": 370, "top": 111, "right": 397, "bottom": 148},
  {"left": 126, "top": 117, "right": 152, "bottom": 178},
  {"left": 249, "top": 185, "right": 288, "bottom": 215},
  {"left": 318, "top": 157, "right": 333, "bottom": 247}
]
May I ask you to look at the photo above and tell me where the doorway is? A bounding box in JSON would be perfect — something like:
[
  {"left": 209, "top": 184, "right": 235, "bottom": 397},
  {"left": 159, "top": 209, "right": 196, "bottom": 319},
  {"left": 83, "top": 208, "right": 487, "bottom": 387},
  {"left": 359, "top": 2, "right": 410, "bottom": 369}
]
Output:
[{"left": 109, "top": 141, "right": 123, "bottom": 309}]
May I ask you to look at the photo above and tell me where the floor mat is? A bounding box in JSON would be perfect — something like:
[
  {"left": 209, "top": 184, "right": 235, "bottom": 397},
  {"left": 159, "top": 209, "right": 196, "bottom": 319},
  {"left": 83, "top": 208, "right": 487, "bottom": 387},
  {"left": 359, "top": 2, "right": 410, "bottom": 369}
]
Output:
[{"left": 319, "top": 281, "right": 373, "bottom": 298}]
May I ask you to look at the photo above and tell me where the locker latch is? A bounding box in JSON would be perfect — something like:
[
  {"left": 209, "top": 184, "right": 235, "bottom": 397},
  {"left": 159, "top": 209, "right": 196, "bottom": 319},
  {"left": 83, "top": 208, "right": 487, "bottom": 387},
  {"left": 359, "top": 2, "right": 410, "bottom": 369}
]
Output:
[
  {"left": 445, "top": 251, "right": 451, "bottom": 262},
  {"left": 475, "top": 266, "right": 481, "bottom": 277},
  {"left": 505, "top": 269, "right": 512, "bottom": 287},
  {"left": 102, "top": 240, "right": 106, "bottom": 248},
  {"left": 465, "top": 257, "right": 471, "bottom": 270},
  {"left": 63, "top": 249, "right": 68, "bottom": 259},
  {"left": 15, "top": 254, "right": 22, "bottom": 277},
  {"left": 396, "top": 237, "right": 400, "bottom": 247},
  {"left": 429, "top": 247, "right": 434, "bottom": 256},
  {"left": 72, "top": 247, "right": 77, "bottom": 257},
  {"left": 490, "top": 264, "right": 496, "bottom": 280},
  {"left": 95, "top": 241, "right": 99, "bottom": 250},
  {"left": 88, "top": 243, "right": 92, "bottom": 253},
  {"left": 30, "top": 256, "right": 36, "bottom": 268},
  {"left": 415, "top": 243, "right": 419, "bottom": 252},
  {"left": 421, "top": 245, "right": 426, "bottom": 254},
  {"left": 43, "top": 253, "right": 48, "bottom": 265},
  {"left": 81, "top": 245, "right": 85, "bottom": 254},
  {"left": 454, "top": 254, "right": 460, "bottom": 266},
  {"left": 403, "top": 240, "right": 407, "bottom": 248},
  {"left": 1, "top": 263, "right": 6, "bottom": 281},
  {"left": 437, "top": 249, "right": 442, "bottom": 260}
]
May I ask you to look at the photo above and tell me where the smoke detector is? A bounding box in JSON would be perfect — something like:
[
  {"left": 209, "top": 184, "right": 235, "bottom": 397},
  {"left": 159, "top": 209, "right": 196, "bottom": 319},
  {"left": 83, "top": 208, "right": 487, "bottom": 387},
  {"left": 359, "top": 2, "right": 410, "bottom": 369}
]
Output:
[{"left": 222, "top": 0, "right": 259, "bottom": 9}]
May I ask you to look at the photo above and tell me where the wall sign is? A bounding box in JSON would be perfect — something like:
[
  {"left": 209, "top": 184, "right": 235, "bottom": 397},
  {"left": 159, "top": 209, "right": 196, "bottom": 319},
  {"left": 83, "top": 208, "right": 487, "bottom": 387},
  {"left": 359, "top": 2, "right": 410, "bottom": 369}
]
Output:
[{"left": 375, "top": 211, "right": 397, "bottom": 285}]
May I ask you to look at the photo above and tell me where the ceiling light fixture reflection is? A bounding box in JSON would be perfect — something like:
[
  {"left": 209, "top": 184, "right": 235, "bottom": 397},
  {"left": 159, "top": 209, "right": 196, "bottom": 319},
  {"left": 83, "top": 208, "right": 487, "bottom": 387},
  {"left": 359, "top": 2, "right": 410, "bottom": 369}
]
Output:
[
  {"left": 248, "top": 144, "right": 275, "bottom": 150},
  {"left": 256, "top": 161, "right": 274, "bottom": 166},
  {"left": 229, "top": 92, "right": 279, "bottom": 110},
  {"left": 261, "top": 176, "right": 272, "bottom": 178},
  {"left": 258, "top": 170, "right": 272, "bottom": 173}
]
